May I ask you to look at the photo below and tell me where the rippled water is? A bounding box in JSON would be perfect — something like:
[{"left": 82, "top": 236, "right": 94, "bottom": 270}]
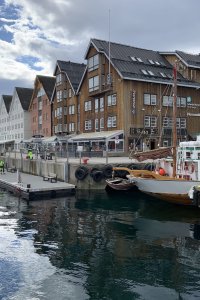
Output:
[{"left": 1, "top": 190, "right": 200, "bottom": 300}]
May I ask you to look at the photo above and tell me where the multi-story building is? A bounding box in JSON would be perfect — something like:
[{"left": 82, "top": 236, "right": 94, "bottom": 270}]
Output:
[
  {"left": 0, "top": 95, "right": 12, "bottom": 151},
  {"left": 75, "top": 38, "right": 200, "bottom": 152},
  {"left": 29, "top": 75, "right": 55, "bottom": 137},
  {"left": 8, "top": 87, "right": 33, "bottom": 149},
  {"left": 52, "top": 60, "right": 86, "bottom": 135}
]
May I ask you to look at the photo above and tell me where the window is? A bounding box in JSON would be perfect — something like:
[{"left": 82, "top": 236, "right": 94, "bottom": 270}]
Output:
[
  {"left": 107, "top": 116, "right": 117, "bottom": 128},
  {"left": 85, "top": 120, "right": 92, "bottom": 131},
  {"left": 63, "top": 89, "right": 67, "bottom": 99},
  {"left": 160, "top": 72, "right": 166, "bottom": 78},
  {"left": 141, "top": 69, "right": 148, "bottom": 75},
  {"left": 144, "top": 93, "right": 157, "bottom": 105},
  {"left": 95, "top": 118, "right": 99, "bottom": 130},
  {"left": 56, "top": 73, "right": 63, "bottom": 85},
  {"left": 95, "top": 98, "right": 99, "bottom": 112},
  {"left": 107, "top": 94, "right": 117, "bottom": 106},
  {"left": 88, "top": 54, "right": 99, "bottom": 71},
  {"left": 163, "top": 96, "right": 173, "bottom": 107},
  {"left": 177, "top": 97, "right": 186, "bottom": 107},
  {"left": 69, "top": 105, "right": 75, "bottom": 115},
  {"left": 57, "top": 107, "right": 62, "bottom": 118},
  {"left": 144, "top": 115, "right": 157, "bottom": 128},
  {"left": 100, "top": 97, "right": 104, "bottom": 112},
  {"left": 100, "top": 117, "right": 104, "bottom": 129},
  {"left": 84, "top": 101, "right": 92, "bottom": 112},
  {"left": 163, "top": 117, "right": 172, "bottom": 128},
  {"left": 68, "top": 88, "right": 72, "bottom": 98},
  {"left": 37, "top": 87, "right": 45, "bottom": 97},
  {"left": 69, "top": 123, "right": 75, "bottom": 132},
  {"left": 89, "top": 76, "right": 99, "bottom": 92},
  {"left": 57, "top": 90, "right": 62, "bottom": 102}
]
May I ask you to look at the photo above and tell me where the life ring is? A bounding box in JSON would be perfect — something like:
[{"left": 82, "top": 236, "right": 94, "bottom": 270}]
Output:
[
  {"left": 92, "top": 170, "right": 103, "bottom": 182},
  {"left": 75, "top": 167, "right": 88, "bottom": 180},
  {"left": 102, "top": 164, "right": 113, "bottom": 178}
]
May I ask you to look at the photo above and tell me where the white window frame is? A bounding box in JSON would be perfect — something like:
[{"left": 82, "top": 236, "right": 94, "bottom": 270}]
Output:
[
  {"left": 88, "top": 54, "right": 99, "bottom": 71},
  {"left": 89, "top": 76, "right": 99, "bottom": 92}
]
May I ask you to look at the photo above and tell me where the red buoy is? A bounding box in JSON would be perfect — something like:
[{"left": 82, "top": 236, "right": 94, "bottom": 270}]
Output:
[{"left": 159, "top": 168, "right": 166, "bottom": 176}]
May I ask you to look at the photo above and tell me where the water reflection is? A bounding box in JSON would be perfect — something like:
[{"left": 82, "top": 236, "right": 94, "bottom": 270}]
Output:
[{"left": 1, "top": 190, "right": 200, "bottom": 299}]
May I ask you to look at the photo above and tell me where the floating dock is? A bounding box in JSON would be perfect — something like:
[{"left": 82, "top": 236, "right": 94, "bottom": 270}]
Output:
[{"left": 0, "top": 171, "right": 76, "bottom": 200}]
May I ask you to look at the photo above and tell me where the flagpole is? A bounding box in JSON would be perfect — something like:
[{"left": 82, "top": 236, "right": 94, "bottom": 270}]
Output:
[{"left": 172, "top": 61, "right": 178, "bottom": 177}]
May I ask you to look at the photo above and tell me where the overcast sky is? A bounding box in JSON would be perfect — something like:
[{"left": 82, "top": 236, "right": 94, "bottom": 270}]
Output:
[{"left": 0, "top": 0, "right": 200, "bottom": 95}]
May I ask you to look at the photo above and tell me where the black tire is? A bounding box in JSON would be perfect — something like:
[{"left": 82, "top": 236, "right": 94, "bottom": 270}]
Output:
[
  {"left": 92, "top": 170, "right": 104, "bottom": 182},
  {"left": 75, "top": 167, "right": 88, "bottom": 180},
  {"left": 115, "top": 165, "right": 129, "bottom": 178},
  {"left": 90, "top": 167, "right": 99, "bottom": 178},
  {"left": 102, "top": 164, "right": 113, "bottom": 178},
  {"left": 79, "top": 165, "right": 89, "bottom": 173}
]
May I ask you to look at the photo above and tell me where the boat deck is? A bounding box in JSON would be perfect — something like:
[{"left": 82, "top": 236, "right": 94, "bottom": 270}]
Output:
[{"left": 0, "top": 171, "right": 76, "bottom": 200}]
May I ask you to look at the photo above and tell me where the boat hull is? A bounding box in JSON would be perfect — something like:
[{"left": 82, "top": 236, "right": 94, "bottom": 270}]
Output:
[
  {"left": 106, "top": 178, "right": 136, "bottom": 191},
  {"left": 132, "top": 177, "right": 200, "bottom": 205}
]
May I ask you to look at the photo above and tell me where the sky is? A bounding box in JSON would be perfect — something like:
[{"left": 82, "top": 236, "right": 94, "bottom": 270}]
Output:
[{"left": 0, "top": 0, "right": 200, "bottom": 96}]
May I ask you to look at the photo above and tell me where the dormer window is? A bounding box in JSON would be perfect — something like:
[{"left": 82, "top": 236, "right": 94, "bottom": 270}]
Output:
[{"left": 88, "top": 54, "right": 99, "bottom": 72}]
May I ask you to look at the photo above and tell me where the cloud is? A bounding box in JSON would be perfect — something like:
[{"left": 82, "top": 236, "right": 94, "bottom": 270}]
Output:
[{"left": 1, "top": 0, "right": 200, "bottom": 95}]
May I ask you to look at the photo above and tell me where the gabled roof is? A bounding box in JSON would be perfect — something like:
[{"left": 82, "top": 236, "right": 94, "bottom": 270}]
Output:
[
  {"left": 37, "top": 75, "right": 56, "bottom": 100},
  {"left": 15, "top": 87, "right": 33, "bottom": 111},
  {"left": 2, "top": 95, "right": 12, "bottom": 114},
  {"left": 55, "top": 60, "right": 86, "bottom": 92},
  {"left": 176, "top": 51, "right": 200, "bottom": 69},
  {"left": 85, "top": 38, "right": 200, "bottom": 88}
]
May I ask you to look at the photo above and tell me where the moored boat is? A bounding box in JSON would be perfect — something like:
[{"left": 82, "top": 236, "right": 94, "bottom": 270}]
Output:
[{"left": 105, "top": 177, "right": 136, "bottom": 191}]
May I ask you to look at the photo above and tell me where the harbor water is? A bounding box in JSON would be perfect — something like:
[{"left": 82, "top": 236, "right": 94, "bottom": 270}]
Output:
[{"left": 1, "top": 190, "right": 200, "bottom": 299}]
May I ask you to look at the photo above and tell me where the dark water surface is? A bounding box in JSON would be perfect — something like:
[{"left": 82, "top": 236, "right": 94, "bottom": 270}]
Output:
[{"left": 1, "top": 190, "right": 200, "bottom": 300}]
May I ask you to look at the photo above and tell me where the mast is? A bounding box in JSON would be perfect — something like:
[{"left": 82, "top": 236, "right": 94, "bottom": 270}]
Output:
[
  {"left": 172, "top": 61, "right": 178, "bottom": 177},
  {"left": 108, "top": 9, "right": 111, "bottom": 84}
]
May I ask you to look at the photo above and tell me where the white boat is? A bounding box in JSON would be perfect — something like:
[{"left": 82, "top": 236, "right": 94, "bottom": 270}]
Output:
[{"left": 106, "top": 177, "right": 136, "bottom": 191}]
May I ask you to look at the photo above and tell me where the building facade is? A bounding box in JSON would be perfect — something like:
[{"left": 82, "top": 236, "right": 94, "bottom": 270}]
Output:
[
  {"left": 29, "top": 75, "right": 55, "bottom": 137},
  {"left": 77, "top": 38, "right": 200, "bottom": 152}
]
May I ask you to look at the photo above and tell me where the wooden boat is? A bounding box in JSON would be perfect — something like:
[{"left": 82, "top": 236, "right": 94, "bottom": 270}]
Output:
[{"left": 105, "top": 177, "right": 136, "bottom": 191}]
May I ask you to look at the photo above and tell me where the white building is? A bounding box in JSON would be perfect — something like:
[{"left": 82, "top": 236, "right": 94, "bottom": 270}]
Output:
[
  {"left": 0, "top": 95, "right": 12, "bottom": 149},
  {"left": 0, "top": 87, "right": 33, "bottom": 151}
]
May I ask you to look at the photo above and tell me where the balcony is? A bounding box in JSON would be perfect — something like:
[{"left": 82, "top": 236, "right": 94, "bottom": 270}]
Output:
[{"left": 89, "top": 83, "right": 113, "bottom": 97}]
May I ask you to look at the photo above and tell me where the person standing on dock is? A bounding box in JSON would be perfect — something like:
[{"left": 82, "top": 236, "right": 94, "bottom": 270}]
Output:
[{"left": 0, "top": 159, "right": 5, "bottom": 174}]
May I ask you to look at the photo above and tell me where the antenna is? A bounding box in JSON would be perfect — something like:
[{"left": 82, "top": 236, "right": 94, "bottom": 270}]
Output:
[{"left": 108, "top": 9, "right": 111, "bottom": 85}]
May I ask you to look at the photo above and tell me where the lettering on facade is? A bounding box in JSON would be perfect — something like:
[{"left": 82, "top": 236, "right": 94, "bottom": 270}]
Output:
[
  {"left": 130, "top": 128, "right": 158, "bottom": 136},
  {"left": 131, "top": 90, "right": 136, "bottom": 115}
]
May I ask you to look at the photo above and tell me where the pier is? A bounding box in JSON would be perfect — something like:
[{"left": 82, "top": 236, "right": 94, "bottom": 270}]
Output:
[{"left": 0, "top": 171, "right": 76, "bottom": 200}]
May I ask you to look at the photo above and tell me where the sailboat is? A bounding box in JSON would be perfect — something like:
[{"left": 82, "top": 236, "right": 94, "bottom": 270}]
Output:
[{"left": 118, "top": 62, "right": 200, "bottom": 206}]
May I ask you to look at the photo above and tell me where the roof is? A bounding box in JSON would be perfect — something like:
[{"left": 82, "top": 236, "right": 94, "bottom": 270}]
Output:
[
  {"left": 160, "top": 50, "right": 200, "bottom": 69},
  {"left": 15, "top": 87, "right": 33, "bottom": 110},
  {"left": 2, "top": 95, "right": 12, "bottom": 113},
  {"left": 86, "top": 38, "right": 200, "bottom": 88},
  {"left": 56, "top": 60, "right": 86, "bottom": 92},
  {"left": 69, "top": 130, "right": 124, "bottom": 142},
  {"left": 37, "top": 75, "right": 56, "bottom": 100}
]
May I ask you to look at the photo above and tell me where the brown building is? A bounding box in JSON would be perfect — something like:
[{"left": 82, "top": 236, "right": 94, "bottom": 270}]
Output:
[
  {"left": 29, "top": 75, "right": 55, "bottom": 137},
  {"left": 52, "top": 60, "right": 86, "bottom": 136},
  {"left": 75, "top": 38, "right": 200, "bottom": 152}
]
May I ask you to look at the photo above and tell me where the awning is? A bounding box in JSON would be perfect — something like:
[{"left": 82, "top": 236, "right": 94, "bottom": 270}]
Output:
[
  {"left": 69, "top": 130, "right": 124, "bottom": 142},
  {"left": 0, "top": 140, "right": 15, "bottom": 145},
  {"left": 42, "top": 136, "right": 58, "bottom": 143}
]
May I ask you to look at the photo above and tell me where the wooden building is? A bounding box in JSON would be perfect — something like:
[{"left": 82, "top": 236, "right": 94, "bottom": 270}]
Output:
[
  {"left": 29, "top": 75, "right": 55, "bottom": 137},
  {"left": 76, "top": 38, "right": 200, "bottom": 152},
  {"left": 52, "top": 60, "right": 86, "bottom": 136}
]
